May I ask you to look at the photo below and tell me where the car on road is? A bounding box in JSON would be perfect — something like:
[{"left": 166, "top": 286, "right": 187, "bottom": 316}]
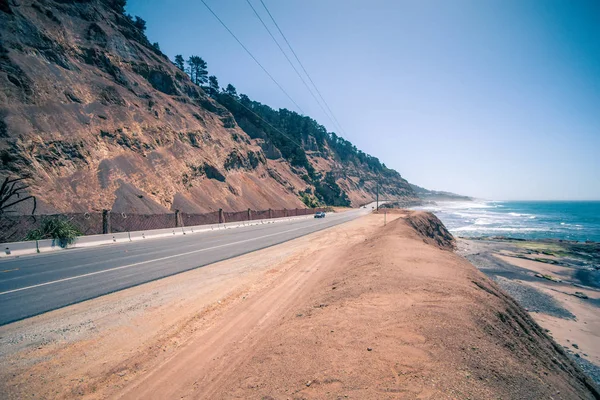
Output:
[{"left": 314, "top": 211, "right": 326, "bottom": 218}]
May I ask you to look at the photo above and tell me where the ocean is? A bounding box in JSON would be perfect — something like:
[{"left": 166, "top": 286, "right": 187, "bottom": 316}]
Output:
[{"left": 414, "top": 201, "right": 600, "bottom": 242}]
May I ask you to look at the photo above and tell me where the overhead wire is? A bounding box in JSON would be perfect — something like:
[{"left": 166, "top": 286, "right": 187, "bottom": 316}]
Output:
[
  {"left": 200, "top": 0, "right": 353, "bottom": 167},
  {"left": 200, "top": 4, "right": 389, "bottom": 202},
  {"left": 200, "top": 0, "right": 305, "bottom": 114},
  {"left": 258, "top": 0, "right": 348, "bottom": 137},
  {"left": 244, "top": 0, "right": 340, "bottom": 132},
  {"left": 224, "top": 93, "right": 305, "bottom": 149}
]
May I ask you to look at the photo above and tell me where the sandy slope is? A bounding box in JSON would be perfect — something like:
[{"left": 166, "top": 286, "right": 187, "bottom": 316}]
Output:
[{"left": 0, "top": 212, "right": 597, "bottom": 399}]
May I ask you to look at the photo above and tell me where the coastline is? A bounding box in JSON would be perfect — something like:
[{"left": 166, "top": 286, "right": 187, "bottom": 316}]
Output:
[
  {"left": 414, "top": 199, "right": 600, "bottom": 243},
  {"left": 457, "top": 236, "right": 600, "bottom": 385},
  {"left": 1, "top": 212, "right": 598, "bottom": 399}
]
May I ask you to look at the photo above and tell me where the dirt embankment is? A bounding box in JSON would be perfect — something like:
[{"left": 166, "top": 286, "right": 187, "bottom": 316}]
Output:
[
  {"left": 404, "top": 210, "right": 456, "bottom": 250},
  {"left": 1, "top": 211, "right": 598, "bottom": 399}
]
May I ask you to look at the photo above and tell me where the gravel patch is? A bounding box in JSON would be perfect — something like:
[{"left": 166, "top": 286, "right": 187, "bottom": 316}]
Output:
[
  {"left": 492, "top": 276, "right": 575, "bottom": 319},
  {"left": 571, "top": 355, "right": 600, "bottom": 387}
]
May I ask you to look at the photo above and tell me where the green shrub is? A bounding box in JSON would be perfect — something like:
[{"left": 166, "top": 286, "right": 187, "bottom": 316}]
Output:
[
  {"left": 25, "top": 217, "right": 82, "bottom": 247},
  {"left": 300, "top": 193, "right": 322, "bottom": 208},
  {"left": 313, "top": 172, "right": 351, "bottom": 207}
]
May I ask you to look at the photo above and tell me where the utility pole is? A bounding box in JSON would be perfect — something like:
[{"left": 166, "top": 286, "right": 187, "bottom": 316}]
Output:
[{"left": 376, "top": 175, "right": 380, "bottom": 211}]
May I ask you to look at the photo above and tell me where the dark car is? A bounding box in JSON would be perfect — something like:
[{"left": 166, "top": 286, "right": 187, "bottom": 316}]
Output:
[{"left": 314, "top": 211, "right": 326, "bottom": 218}]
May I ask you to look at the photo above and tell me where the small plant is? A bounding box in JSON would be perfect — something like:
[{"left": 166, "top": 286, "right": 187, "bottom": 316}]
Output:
[
  {"left": 25, "top": 216, "right": 81, "bottom": 247},
  {"left": 300, "top": 193, "right": 322, "bottom": 208}
]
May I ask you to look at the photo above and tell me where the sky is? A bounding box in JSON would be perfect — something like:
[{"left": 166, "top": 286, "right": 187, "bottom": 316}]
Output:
[{"left": 126, "top": 0, "right": 600, "bottom": 200}]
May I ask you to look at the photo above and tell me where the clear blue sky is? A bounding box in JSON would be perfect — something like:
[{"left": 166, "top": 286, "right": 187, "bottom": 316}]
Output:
[{"left": 126, "top": 0, "right": 600, "bottom": 200}]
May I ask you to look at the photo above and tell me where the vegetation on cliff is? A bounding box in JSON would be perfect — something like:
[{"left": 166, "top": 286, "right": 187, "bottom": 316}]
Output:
[{"left": 0, "top": 0, "right": 416, "bottom": 213}]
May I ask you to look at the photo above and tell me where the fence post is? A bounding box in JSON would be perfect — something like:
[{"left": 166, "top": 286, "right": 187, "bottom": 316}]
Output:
[
  {"left": 102, "top": 209, "right": 111, "bottom": 234},
  {"left": 247, "top": 208, "right": 252, "bottom": 221},
  {"left": 284, "top": 208, "right": 287, "bottom": 217},
  {"left": 268, "top": 208, "right": 272, "bottom": 219},
  {"left": 219, "top": 208, "right": 224, "bottom": 224},
  {"left": 295, "top": 208, "right": 298, "bottom": 216},
  {"left": 175, "top": 209, "right": 182, "bottom": 227}
]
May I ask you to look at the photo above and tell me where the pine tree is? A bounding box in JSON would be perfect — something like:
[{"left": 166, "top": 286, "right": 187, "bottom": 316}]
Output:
[
  {"left": 186, "top": 56, "right": 197, "bottom": 84},
  {"left": 239, "top": 94, "right": 250, "bottom": 104},
  {"left": 133, "top": 16, "right": 146, "bottom": 31},
  {"left": 196, "top": 57, "right": 208, "bottom": 86},
  {"left": 225, "top": 84, "right": 238, "bottom": 98},
  {"left": 186, "top": 56, "right": 209, "bottom": 86},
  {"left": 208, "top": 75, "right": 219, "bottom": 96},
  {"left": 174, "top": 55, "right": 185, "bottom": 71}
]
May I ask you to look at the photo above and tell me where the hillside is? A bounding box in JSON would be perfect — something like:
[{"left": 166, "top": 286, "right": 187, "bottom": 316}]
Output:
[
  {"left": 0, "top": 0, "right": 416, "bottom": 214},
  {"left": 410, "top": 183, "right": 473, "bottom": 202}
]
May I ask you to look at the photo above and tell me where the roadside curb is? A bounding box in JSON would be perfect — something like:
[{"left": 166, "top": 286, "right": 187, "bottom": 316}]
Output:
[{"left": 0, "top": 215, "right": 315, "bottom": 259}]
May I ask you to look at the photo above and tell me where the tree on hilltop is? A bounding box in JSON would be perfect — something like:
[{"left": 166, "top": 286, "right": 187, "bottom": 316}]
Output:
[
  {"left": 239, "top": 94, "right": 251, "bottom": 106},
  {"left": 186, "top": 56, "right": 196, "bottom": 83},
  {"left": 196, "top": 57, "right": 208, "bottom": 85},
  {"left": 110, "top": 0, "right": 127, "bottom": 14},
  {"left": 186, "top": 56, "right": 208, "bottom": 86},
  {"left": 133, "top": 16, "right": 146, "bottom": 31},
  {"left": 225, "top": 84, "right": 238, "bottom": 98},
  {"left": 174, "top": 55, "right": 185, "bottom": 71},
  {"left": 208, "top": 75, "right": 219, "bottom": 97}
]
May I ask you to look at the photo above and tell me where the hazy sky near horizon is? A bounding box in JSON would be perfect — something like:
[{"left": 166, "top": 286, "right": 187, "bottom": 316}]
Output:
[{"left": 127, "top": 0, "right": 600, "bottom": 200}]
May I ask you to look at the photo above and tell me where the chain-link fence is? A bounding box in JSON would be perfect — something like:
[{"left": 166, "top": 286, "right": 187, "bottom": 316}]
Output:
[
  {"left": 111, "top": 213, "right": 177, "bottom": 233},
  {"left": 0, "top": 213, "right": 104, "bottom": 243},
  {"left": 180, "top": 211, "right": 220, "bottom": 227},
  {"left": 0, "top": 207, "right": 326, "bottom": 243}
]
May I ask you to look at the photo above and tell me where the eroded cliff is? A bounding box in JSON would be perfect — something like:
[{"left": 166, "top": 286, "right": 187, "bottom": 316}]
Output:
[{"left": 0, "top": 0, "right": 416, "bottom": 213}]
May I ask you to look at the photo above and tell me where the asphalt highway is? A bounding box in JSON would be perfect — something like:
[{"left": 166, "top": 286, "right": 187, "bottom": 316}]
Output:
[{"left": 0, "top": 205, "right": 378, "bottom": 326}]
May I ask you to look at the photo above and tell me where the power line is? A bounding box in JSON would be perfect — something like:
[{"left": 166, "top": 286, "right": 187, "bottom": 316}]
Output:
[
  {"left": 244, "top": 0, "right": 340, "bottom": 132},
  {"left": 200, "top": 0, "right": 305, "bottom": 114},
  {"left": 225, "top": 93, "right": 304, "bottom": 150},
  {"left": 258, "top": 0, "right": 348, "bottom": 137},
  {"left": 201, "top": 1, "right": 360, "bottom": 187}
]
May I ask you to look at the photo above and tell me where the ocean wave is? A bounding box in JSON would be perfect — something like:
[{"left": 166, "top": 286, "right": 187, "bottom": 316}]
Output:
[
  {"left": 420, "top": 200, "right": 600, "bottom": 242},
  {"left": 436, "top": 201, "right": 495, "bottom": 209},
  {"left": 452, "top": 211, "right": 523, "bottom": 221},
  {"left": 451, "top": 226, "right": 546, "bottom": 233},
  {"left": 508, "top": 212, "right": 535, "bottom": 217},
  {"left": 454, "top": 211, "right": 485, "bottom": 218}
]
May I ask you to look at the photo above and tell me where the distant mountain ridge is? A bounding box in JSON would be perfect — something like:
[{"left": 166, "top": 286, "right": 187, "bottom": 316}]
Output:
[
  {"left": 0, "top": 0, "right": 417, "bottom": 214},
  {"left": 410, "top": 184, "right": 473, "bottom": 202}
]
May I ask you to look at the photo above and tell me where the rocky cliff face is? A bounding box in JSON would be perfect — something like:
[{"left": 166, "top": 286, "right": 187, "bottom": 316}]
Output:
[
  {"left": 0, "top": 0, "right": 416, "bottom": 213},
  {"left": 403, "top": 211, "right": 456, "bottom": 250}
]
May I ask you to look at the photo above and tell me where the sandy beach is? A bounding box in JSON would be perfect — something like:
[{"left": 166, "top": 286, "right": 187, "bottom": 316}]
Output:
[{"left": 458, "top": 237, "right": 600, "bottom": 385}]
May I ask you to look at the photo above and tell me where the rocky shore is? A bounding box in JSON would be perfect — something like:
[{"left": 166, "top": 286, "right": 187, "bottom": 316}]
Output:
[{"left": 458, "top": 237, "right": 600, "bottom": 385}]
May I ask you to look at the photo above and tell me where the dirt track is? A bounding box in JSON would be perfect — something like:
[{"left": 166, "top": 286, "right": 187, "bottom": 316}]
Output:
[{"left": 1, "top": 212, "right": 598, "bottom": 399}]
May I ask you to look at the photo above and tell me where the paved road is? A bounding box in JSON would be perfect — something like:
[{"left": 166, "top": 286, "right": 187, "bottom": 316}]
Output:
[{"left": 0, "top": 205, "right": 378, "bottom": 326}]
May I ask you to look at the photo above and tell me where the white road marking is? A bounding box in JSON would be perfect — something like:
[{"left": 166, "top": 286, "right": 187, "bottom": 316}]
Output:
[{"left": 0, "top": 213, "right": 360, "bottom": 296}]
